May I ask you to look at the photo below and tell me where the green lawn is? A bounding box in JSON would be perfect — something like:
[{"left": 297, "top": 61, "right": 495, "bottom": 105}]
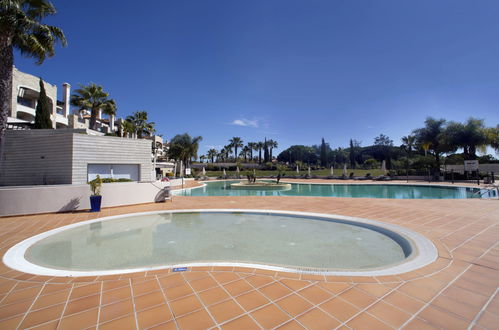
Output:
[{"left": 197, "top": 168, "right": 385, "bottom": 178}]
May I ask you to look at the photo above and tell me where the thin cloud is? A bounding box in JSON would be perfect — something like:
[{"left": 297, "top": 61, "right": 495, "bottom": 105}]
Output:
[{"left": 231, "top": 118, "right": 259, "bottom": 128}]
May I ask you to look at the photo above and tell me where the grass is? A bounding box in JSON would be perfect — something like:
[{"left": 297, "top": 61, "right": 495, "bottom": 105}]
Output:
[{"left": 196, "top": 169, "right": 385, "bottom": 177}]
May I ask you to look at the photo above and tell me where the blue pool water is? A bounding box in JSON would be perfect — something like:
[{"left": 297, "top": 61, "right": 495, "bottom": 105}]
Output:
[{"left": 177, "top": 181, "right": 492, "bottom": 199}]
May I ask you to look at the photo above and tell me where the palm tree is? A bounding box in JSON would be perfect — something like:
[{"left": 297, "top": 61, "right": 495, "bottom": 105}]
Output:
[
  {"left": 268, "top": 139, "right": 278, "bottom": 159},
  {"left": 71, "top": 83, "right": 117, "bottom": 131},
  {"left": 1, "top": 0, "right": 66, "bottom": 159},
  {"left": 257, "top": 142, "right": 264, "bottom": 164},
  {"left": 445, "top": 118, "right": 488, "bottom": 160},
  {"left": 199, "top": 155, "right": 206, "bottom": 163},
  {"left": 401, "top": 135, "right": 416, "bottom": 155},
  {"left": 247, "top": 142, "right": 256, "bottom": 161},
  {"left": 224, "top": 144, "right": 232, "bottom": 160},
  {"left": 219, "top": 148, "right": 226, "bottom": 162},
  {"left": 229, "top": 137, "right": 243, "bottom": 160},
  {"left": 485, "top": 125, "right": 499, "bottom": 153},
  {"left": 207, "top": 149, "right": 217, "bottom": 163},
  {"left": 168, "top": 133, "right": 203, "bottom": 173},
  {"left": 413, "top": 117, "right": 454, "bottom": 168},
  {"left": 119, "top": 120, "right": 135, "bottom": 138},
  {"left": 126, "top": 111, "right": 155, "bottom": 138},
  {"left": 241, "top": 146, "right": 251, "bottom": 162}
]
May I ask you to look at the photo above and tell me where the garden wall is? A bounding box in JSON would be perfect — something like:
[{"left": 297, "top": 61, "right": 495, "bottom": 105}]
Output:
[{"left": 0, "top": 180, "right": 189, "bottom": 217}]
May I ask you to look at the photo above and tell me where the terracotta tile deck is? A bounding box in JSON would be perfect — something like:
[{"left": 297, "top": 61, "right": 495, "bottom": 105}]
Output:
[{"left": 0, "top": 181, "right": 498, "bottom": 329}]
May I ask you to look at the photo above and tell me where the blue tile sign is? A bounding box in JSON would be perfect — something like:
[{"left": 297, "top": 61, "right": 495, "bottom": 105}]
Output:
[{"left": 173, "top": 267, "right": 188, "bottom": 272}]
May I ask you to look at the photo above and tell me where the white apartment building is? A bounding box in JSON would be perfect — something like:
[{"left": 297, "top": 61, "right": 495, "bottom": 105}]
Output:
[{"left": 8, "top": 66, "right": 116, "bottom": 133}]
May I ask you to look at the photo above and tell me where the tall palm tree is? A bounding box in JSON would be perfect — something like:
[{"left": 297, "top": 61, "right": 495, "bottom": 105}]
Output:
[
  {"left": 199, "top": 155, "right": 206, "bottom": 163},
  {"left": 268, "top": 139, "right": 278, "bottom": 159},
  {"left": 71, "top": 83, "right": 116, "bottom": 131},
  {"left": 224, "top": 144, "right": 232, "bottom": 160},
  {"left": 126, "top": 110, "right": 155, "bottom": 138},
  {"left": 207, "top": 149, "right": 217, "bottom": 163},
  {"left": 247, "top": 142, "right": 256, "bottom": 161},
  {"left": 241, "top": 146, "right": 251, "bottom": 162},
  {"left": 1, "top": 0, "right": 66, "bottom": 160},
  {"left": 168, "top": 133, "right": 203, "bottom": 172},
  {"left": 219, "top": 148, "right": 226, "bottom": 162},
  {"left": 229, "top": 137, "right": 243, "bottom": 160}
]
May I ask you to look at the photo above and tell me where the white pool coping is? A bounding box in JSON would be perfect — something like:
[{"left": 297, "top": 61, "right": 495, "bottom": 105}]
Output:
[{"left": 3, "top": 209, "right": 438, "bottom": 277}]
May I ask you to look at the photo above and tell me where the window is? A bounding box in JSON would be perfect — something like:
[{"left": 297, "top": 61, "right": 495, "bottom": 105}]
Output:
[{"left": 87, "top": 164, "right": 139, "bottom": 181}]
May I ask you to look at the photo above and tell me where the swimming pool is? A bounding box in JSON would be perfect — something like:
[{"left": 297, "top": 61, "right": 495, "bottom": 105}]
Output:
[
  {"left": 177, "top": 180, "right": 489, "bottom": 199},
  {"left": 3, "top": 210, "right": 437, "bottom": 276}
]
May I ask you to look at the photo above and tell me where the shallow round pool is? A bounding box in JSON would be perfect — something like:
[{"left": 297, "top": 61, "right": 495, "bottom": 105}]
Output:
[
  {"left": 178, "top": 181, "right": 489, "bottom": 199},
  {"left": 4, "top": 210, "right": 437, "bottom": 276}
]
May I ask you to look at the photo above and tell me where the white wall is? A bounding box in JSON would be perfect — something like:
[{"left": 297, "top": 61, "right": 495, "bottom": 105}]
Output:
[{"left": 0, "top": 180, "right": 189, "bottom": 217}]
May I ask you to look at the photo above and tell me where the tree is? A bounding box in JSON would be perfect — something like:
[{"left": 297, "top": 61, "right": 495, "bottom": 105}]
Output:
[
  {"left": 277, "top": 145, "right": 318, "bottom": 164},
  {"left": 320, "top": 138, "right": 328, "bottom": 167},
  {"left": 373, "top": 134, "right": 393, "bottom": 169},
  {"left": 126, "top": 111, "right": 155, "bottom": 138},
  {"left": 248, "top": 142, "right": 257, "bottom": 161},
  {"left": 207, "top": 149, "right": 217, "bottom": 163},
  {"left": 71, "top": 83, "right": 116, "bottom": 131},
  {"left": 348, "top": 139, "right": 355, "bottom": 169},
  {"left": 34, "top": 78, "right": 52, "bottom": 129},
  {"left": 263, "top": 138, "right": 270, "bottom": 163},
  {"left": 268, "top": 139, "right": 278, "bottom": 160},
  {"left": 445, "top": 118, "right": 487, "bottom": 160},
  {"left": 119, "top": 120, "right": 135, "bottom": 138},
  {"left": 168, "top": 133, "right": 203, "bottom": 170},
  {"left": 257, "top": 142, "right": 264, "bottom": 164},
  {"left": 241, "top": 146, "right": 251, "bottom": 162},
  {"left": 229, "top": 137, "right": 243, "bottom": 160},
  {"left": 0, "top": 0, "right": 66, "bottom": 161},
  {"left": 485, "top": 125, "right": 498, "bottom": 153},
  {"left": 224, "top": 144, "right": 232, "bottom": 159},
  {"left": 401, "top": 135, "right": 416, "bottom": 156},
  {"left": 413, "top": 117, "right": 454, "bottom": 168}
]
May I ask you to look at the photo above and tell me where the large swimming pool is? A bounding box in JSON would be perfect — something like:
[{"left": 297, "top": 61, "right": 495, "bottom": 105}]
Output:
[
  {"left": 4, "top": 210, "right": 437, "bottom": 276},
  {"left": 177, "top": 180, "right": 489, "bottom": 199}
]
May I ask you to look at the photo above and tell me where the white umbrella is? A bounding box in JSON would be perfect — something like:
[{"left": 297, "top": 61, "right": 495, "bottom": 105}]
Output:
[
  {"left": 308, "top": 167, "right": 311, "bottom": 176},
  {"left": 296, "top": 165, "right": 300, "bottom": 174},
  {"left": 253, "top": 168, "right": 256, "bottom": 175},
  {"left": 202, "top": 167, "right": 206, "bottom": 176},
  {"left": 342, "top": 164, "right": 347, "bottom": 176},
  {"left": 330, "top": 166, "right": 334, "bottom": 176},
  {"left": 381, "top": 160, "right": 386, "bottom": 173},
  {"left": 223, "top": 168, "right": 226, "bottom": 177},
  {"left": 236, "top": 166, "right": 240, "bottom": 174}
]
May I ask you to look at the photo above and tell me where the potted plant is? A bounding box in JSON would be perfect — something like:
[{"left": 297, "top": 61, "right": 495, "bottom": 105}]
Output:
[{"left": 89, "top": 175, "right": 102, "bottom": 212}]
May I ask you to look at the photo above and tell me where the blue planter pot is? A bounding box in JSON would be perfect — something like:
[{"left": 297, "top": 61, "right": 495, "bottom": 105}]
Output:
[{"left": 90, "top": 195, "right": 102, "bottom": 212}]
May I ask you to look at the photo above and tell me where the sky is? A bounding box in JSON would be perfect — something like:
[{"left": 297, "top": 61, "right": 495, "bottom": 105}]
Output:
[{"left": 14, "top": 0, "right": 499, "bottom": 156}]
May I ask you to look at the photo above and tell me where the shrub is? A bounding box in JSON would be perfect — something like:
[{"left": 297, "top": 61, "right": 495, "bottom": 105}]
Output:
[
  {"left": 100, "top": 178, "right": 133, "bottom": 183},
  {"left": 89, "top": 175, "right": 102, "bottom": 196}
]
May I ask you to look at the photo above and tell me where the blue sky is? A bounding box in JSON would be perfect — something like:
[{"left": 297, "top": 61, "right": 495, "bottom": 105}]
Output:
[{"left": 14, "top": 0, "right": 499, "bottom": 156}]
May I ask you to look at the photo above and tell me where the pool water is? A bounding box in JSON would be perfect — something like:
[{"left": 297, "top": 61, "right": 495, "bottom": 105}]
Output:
[
  {"left": 25, "top": 212, "right": 409, "bottom": 272},
  {"left": 178, "top": 181, "right": 488, "bottom": 199}
]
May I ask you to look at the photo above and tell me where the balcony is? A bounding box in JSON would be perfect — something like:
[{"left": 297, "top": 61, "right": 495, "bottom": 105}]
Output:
[
  {"left": 56, "top": 114, "right": 68, "bottom": 126},
  {"left": 16, "top": 104, "right": 36, "bottom": 121}
]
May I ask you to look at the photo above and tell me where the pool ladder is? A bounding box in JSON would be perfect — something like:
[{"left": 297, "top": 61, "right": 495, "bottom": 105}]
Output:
[{"left": 473, "top": 184, "right": 499, "bottom": 198}]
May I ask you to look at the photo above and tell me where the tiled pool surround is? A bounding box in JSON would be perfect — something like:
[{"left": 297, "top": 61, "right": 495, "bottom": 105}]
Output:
[{"left": 0, "top": 180, "right": 497, "bottom": 329}]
